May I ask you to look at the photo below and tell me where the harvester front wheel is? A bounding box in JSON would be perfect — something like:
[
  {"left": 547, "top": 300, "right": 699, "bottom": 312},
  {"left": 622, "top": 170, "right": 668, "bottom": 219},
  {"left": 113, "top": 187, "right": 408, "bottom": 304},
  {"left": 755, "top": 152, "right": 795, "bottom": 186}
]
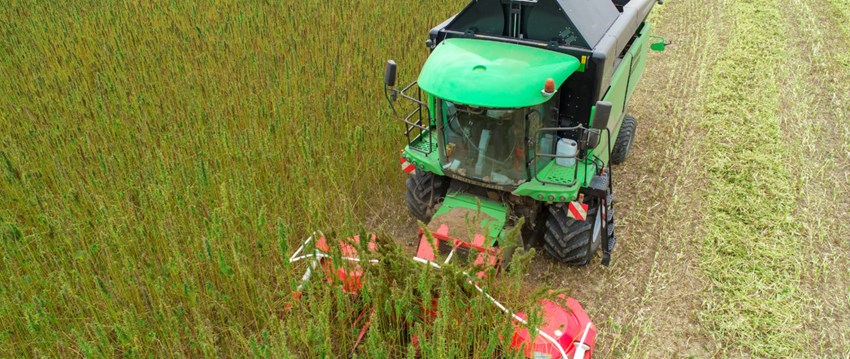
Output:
[
  {"left": 405, "top": 171, "right": 449, "bottom": 223},
  {"left": 542, "top": 203, "right": 602, "bottom": 266},
  {"left": 611, "top": 115, "right": 637, "bottom": 164}
]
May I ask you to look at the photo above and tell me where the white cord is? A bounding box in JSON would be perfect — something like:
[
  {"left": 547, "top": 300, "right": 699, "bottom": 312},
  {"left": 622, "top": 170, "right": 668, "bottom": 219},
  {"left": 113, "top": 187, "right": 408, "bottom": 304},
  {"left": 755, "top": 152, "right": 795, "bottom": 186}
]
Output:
[
  {"left": 444, "top": 247, "right": 456, "bottom": 264},
  {"left": 289, "top": 235, "right": 313, "bottom": 263}
]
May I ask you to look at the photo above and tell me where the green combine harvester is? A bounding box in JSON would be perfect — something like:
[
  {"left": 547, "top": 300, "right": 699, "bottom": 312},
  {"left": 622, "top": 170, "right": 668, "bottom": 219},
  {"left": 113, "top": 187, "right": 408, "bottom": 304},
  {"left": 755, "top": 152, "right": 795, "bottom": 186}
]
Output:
[{"left": 385, "top": 0, "right": 667, "bottom": 266}]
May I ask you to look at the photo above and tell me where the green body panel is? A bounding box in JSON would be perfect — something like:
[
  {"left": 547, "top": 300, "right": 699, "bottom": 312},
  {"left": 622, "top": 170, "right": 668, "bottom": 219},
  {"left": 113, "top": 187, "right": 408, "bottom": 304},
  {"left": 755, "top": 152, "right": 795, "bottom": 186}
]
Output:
[
  {"left": 402, "top": 131, "right": 443, "bottom": 176},
  {"left": 626, "top": 23, "right": 651, "bottom": 101},
  {"left": 590, "top": 22, "right": 651, "bottom": 165},
  {"left": 596, "top": 55, "right": 631, "bottom": 164},
  {"left": 515, "top": 23, "right": 652, "bottom": 202},
  {"left": 432, "top": 193, "right": 509, "bottom": 246},
  {"left": 427, "top": 95, "right": 436, "bottom": 126},
  {"left": 418, "top": 38, "right": 580, "bottom": 108},
  {"left": 511, "top": 160, "right": 595, "bottom": 202}
]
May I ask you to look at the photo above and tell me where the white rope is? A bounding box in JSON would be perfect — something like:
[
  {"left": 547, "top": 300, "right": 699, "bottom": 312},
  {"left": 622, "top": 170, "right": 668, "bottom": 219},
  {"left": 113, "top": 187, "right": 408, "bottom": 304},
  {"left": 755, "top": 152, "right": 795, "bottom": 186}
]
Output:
[
  {"left": 289, "top": 235, "right": 313, "bottom": 263},
  {"left": 444, "top": 247, "right": 456, "bottom": 264}
]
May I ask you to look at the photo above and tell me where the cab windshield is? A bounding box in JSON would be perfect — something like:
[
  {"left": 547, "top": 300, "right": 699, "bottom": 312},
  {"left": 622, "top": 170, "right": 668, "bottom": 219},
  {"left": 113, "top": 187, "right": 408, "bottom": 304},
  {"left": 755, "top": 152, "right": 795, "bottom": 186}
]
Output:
[{"left": 442, "top": 101, "right": 527, "bottom": 185}]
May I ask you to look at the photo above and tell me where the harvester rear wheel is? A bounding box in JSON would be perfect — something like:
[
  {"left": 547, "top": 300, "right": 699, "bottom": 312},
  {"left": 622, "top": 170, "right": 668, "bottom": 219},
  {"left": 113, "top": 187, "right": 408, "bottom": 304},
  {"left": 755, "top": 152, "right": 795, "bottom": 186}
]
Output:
[
  {"left": 611, "top": 115, "right": 637, "bottom": 164},
  {"left": 542, "top": 203, "right": 601, "bottom": 266},
  {"left": 405, "top": 171, "right": 449, "bottom": 223}
]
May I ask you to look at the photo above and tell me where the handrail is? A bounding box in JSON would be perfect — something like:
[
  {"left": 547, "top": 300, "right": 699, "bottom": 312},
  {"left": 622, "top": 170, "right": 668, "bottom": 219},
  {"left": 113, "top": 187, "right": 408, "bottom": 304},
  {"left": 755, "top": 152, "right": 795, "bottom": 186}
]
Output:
[
  {"left": 530, "top": 126, "right": 588, "bottom": 187},
  {"left": 386, "top": 81, "right": 434, "bottom": 156}
]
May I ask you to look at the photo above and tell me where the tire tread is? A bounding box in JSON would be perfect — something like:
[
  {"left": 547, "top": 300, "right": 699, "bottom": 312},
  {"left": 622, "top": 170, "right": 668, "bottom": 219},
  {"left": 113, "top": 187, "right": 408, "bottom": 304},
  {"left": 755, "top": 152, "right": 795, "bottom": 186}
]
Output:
[
  {"left": 611, "top": 116, "right": 637, "bottom": 165},
  {"left": 542, "top": 204, "right": 598, "bottom": 266}
]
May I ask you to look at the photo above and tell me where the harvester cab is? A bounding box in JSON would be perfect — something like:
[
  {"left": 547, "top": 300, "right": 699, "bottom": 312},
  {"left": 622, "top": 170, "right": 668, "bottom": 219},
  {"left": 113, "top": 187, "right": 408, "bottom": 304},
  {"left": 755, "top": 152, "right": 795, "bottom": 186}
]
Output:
[{"left": 385, "top": 0, "right": 665, "bottom": 267}]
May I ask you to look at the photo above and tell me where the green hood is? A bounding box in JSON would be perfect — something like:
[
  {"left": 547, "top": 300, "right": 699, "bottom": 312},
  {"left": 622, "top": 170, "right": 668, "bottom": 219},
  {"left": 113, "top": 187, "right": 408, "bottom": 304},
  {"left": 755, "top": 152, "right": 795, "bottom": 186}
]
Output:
[{"left": 418, "top": 38, "right": 580, "bottom": 108}]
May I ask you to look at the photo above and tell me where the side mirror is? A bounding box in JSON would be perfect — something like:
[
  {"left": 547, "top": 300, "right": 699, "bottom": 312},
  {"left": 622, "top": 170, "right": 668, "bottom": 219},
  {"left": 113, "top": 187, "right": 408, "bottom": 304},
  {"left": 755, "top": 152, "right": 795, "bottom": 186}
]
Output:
[
  {"left": 591, "top": 101, "right": 612, "bottom": 130},
  {"left": 650, "top": 36, "right": 670, "bottom": 52},
  {"left": 384, "top": 60, "right": 397, "bottom": 87},
  {"left": 582, "top": 129, "right": 600, "bottom": 151}
]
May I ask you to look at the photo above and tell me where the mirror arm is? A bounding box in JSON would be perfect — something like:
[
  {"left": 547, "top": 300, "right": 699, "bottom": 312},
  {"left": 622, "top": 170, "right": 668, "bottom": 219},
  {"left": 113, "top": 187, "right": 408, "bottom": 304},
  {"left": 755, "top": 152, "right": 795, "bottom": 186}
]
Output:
[{"left": 384, "top": 84, "right": 398, "bottom": 116}]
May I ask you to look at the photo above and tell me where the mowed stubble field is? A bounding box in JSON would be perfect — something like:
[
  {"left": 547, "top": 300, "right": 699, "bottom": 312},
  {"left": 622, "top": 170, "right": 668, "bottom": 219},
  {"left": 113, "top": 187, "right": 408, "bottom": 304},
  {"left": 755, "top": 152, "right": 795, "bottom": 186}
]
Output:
[{"left": 1, "top": 0, "right": 849, "bottom": 357}]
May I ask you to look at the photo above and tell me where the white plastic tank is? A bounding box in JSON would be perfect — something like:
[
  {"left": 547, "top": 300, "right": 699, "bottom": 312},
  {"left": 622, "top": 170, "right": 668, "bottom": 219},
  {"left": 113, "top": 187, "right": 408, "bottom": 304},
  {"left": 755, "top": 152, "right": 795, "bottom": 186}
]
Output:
[{"left": 556, "top": 138, "right": 578, "bottom": 167}]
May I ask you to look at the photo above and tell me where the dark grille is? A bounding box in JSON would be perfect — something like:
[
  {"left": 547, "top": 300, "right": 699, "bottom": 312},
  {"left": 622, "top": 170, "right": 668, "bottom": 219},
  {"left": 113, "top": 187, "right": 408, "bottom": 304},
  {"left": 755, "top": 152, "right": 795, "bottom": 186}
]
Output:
[{"left": 438, "top": 240, "right": 472, "bottom": 263}]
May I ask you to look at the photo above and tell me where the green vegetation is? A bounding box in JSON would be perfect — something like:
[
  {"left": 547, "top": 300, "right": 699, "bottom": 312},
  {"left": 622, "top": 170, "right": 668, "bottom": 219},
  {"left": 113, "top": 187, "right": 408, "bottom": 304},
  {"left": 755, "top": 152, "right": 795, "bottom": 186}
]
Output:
[
  {"left": 2, "top": 0, "right": 849, "bottom": 357},
  {"left": 695, "top": 0, "right": 850, "bottom": 356},
  {"left": 1, "top": 0, "right": 528, "bottom": 356},
  {"left": 698, "top": 1, "right": 807, "bottom": 355},
  {"left": 279, "top": 230, "right": 536, "bottom": 358}
]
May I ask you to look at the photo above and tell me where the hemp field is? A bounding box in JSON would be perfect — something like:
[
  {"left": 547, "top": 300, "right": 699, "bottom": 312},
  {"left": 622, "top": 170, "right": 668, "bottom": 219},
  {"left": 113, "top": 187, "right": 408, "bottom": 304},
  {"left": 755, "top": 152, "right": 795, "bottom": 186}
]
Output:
[{"left": 1, "top": 0, "right": 849, "bottom": 357}]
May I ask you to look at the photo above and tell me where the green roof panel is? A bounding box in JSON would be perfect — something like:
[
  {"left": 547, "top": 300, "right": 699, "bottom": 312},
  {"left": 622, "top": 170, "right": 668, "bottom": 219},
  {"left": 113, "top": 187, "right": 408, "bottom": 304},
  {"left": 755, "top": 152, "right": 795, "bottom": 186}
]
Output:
[{"left": 418, "top": 38, "right": 580, "bottom": 108}]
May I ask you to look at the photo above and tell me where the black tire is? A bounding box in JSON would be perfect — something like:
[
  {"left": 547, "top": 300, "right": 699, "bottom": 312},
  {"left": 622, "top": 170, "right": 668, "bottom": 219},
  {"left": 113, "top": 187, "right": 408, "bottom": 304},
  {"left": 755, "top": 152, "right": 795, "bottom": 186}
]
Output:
[
  {"left": 611, "top": 115, "right": 637, "bottom": 165},
  {"left": 542, "top": 203, "right": 602, "bottom": 266},
  {"left": 405, "top": 171, "right": 449, "bottom": 222}
]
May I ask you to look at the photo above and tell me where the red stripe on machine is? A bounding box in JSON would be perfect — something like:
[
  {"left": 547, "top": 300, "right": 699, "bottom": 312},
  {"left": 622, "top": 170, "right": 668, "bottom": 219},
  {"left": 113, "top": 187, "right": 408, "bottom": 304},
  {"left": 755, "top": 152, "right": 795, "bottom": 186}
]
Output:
[
  {"left": 401, "top": 158, "right": 416, "bottom": 173},
  {"left": 567, "top": 202, "right": 588, "bottom": 221}
]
